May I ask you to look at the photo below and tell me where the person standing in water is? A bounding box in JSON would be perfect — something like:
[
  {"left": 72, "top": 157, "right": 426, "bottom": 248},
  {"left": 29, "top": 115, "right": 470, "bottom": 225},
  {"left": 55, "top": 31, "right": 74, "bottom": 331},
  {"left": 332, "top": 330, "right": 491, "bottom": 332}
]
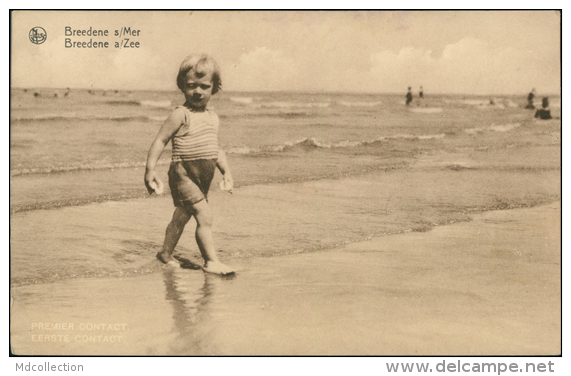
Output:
[
  {"left": 406, "top": 87, "right": 413, "bottom": 106},
  {"left": 534, "top": 97, "right": 552, "bottom": 119},
  {"left": 526, "top": 88, "right": 536, "bottom": 109}
]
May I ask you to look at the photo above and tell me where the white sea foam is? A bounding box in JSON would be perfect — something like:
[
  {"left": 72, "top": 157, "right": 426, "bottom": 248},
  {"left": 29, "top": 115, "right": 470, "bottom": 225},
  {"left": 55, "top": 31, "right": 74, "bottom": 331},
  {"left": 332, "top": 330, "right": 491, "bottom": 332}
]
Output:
[
  {"left": 489, "top": 123, "right": 521, "bottom": 132},
  {"left": 338, "top": 101, "right": 382, "bottom": 107},
  {"left": 10, "top": 160, "right": 171, "bottom": 176},
  {"left": 230, "top": 97, "right": 254, "bottom": 104},
  {"left": 227, "top": 146, "right": 260, "bottom": 155},
  {"left": 464, "top": 127, "right": 486, "bottom": 135},
  {"left": 377, "top": 133, "right": 446, "bottom": 141},
  {"left": 460, "top": 98, "right": 520, "bottom": 110},
  {"left": 139, "top": 100, "right": 172, "bottom": 108},
  {"left": 11, "top": 113, "right": 76, "bottom": 121},
  {"left": 418, "top": 133, "right": 446, "bottom": 139},
  {"left": 149, "top": 116, "right": 168, "bottom": 122},
  {"left": 410, "top": 107, "right": 443, "bottom": 114},
  {"left": 333, "top": 140, "right": 363, "bottom": 148},
  {"left": 461, "top": 99, "right": 489, "bottom": 106},
  {"left": 11, "top": 113, "right": 157, "bottom": 122},
  {"left": 256, "top": 101, "right": 330, "bottom": 109},
  {"left": 465, "top": 122, "right": 521, "bottom": 134},
  {"left": 267, "top": 133, "right": 449, "bottom": 153}
]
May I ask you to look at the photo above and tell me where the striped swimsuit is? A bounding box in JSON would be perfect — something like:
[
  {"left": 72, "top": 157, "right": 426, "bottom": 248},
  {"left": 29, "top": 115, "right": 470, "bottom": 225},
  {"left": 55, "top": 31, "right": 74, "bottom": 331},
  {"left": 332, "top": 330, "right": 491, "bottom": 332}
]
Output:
[
  {"left": 168, "top": 106, "right": 219, "bottom": 206},
  {"left": 171, "top": 106, "right": 219, "bottom": 162}
]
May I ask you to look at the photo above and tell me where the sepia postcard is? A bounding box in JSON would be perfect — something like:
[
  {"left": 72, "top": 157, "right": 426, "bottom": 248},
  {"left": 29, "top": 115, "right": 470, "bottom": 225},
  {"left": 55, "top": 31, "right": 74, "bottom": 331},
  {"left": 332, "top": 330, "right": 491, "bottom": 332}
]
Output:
[{"left": 10, "top": 10, "right": 561, "bottom": 361}]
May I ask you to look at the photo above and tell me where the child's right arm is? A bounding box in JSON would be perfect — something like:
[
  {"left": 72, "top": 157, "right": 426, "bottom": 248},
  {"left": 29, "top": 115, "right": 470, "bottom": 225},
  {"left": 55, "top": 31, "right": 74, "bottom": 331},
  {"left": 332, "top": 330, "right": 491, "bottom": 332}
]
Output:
[{"left": 144, "top": 108, "right": 185, "bottom": 193}]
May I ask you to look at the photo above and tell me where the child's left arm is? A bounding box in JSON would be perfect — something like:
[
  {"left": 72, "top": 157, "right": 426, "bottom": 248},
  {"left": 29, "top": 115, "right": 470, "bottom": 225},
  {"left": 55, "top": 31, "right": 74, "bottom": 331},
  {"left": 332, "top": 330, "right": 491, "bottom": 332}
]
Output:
[{"left": 216, "top": 149, "right": 234, "bottom": 187}]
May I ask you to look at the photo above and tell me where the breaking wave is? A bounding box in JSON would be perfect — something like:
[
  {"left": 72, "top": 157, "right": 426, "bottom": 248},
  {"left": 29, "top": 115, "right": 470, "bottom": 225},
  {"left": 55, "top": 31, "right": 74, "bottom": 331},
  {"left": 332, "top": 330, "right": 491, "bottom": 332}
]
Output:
[
  {"left": 11, "top": 121, "right": 523, "bottom": 176},
  {"left": 12, "top": 114, "right": 166, "bottom": 122},
  {"left": 11, "top": 160, "right": 171, "bottom": 177},
  {"left": 106, "top": 99, "right": 172, "bottom": 108}
]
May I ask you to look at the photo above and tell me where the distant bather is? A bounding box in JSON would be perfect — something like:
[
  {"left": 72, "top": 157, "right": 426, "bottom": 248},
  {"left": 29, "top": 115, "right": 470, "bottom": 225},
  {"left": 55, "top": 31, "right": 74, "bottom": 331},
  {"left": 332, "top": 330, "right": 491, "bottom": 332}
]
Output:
[
  {"left": 526, "top": 88, "right": 536, "bottom": 109},
  {"left": 534, "top": 97, "right": 552, "bottom": 120},
  {"left": 406, "top": 87, "right": 413, "bottom": 105}
]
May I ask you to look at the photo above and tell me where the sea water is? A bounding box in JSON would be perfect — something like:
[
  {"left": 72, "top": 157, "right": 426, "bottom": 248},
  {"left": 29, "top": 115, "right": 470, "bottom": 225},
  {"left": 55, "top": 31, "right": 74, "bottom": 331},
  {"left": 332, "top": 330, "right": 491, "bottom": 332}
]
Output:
[{"left": 10, "top": 88, "right": 561, "bottom": 287}]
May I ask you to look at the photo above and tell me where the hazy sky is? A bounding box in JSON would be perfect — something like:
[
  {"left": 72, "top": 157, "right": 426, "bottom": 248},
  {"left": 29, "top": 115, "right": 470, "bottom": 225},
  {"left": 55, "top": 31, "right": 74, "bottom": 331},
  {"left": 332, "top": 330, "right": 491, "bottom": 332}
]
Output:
[{"left": 11, "top": 10, "right": 561, "bottom": 94}]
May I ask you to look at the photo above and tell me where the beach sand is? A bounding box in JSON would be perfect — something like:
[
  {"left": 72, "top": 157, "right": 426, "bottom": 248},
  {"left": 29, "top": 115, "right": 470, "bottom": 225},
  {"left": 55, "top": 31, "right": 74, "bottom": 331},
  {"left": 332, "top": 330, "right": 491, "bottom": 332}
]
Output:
[{"left": 10, "top": 200, "right": 560, "bottom": 356}]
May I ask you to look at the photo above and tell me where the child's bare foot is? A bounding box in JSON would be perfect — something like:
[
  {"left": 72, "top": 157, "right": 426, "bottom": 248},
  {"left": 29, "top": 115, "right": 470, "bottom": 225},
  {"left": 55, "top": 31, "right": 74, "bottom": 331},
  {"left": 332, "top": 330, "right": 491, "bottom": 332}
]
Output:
[
  {"left": 202, "top": 261, "right": 235, "bottom": 275},
  {"left": 156, "top": 251, "right": 179, "bottom": 267}
]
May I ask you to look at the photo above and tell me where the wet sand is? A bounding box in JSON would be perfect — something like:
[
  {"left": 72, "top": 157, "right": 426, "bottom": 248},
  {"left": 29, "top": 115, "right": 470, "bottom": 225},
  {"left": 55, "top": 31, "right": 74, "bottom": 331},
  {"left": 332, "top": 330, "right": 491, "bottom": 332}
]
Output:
[{"left": 10, "top": 201, "right": 560, "bottom": 356}]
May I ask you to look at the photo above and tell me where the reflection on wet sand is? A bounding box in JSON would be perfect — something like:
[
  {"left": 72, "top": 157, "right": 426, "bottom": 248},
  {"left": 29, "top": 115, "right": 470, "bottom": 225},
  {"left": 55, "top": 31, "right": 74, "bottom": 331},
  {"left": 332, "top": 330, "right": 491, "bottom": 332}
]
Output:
[{"left": 162, "top": 262, "right": 235, "bottom": 355}]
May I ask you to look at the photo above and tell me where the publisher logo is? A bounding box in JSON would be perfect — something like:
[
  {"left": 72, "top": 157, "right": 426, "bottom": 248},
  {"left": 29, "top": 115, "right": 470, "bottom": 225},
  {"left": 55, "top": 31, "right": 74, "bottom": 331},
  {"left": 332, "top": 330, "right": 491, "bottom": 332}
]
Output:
[{"left": 29, "top": 27, "right": 47, "bottom": 44}]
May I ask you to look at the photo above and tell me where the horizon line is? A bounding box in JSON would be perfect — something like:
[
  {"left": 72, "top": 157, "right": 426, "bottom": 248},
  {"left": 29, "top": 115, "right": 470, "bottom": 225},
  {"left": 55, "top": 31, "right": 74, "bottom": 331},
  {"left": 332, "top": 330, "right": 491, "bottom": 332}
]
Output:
[{"left": 10, "top": 86, "right": 561, "bottom": 97}]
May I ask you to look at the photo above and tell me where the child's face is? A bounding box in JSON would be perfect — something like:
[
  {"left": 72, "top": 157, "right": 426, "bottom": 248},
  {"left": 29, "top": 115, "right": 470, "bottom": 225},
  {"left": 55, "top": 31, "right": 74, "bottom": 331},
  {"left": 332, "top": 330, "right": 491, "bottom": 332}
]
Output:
[{"left": 182, "top": 70, "right": 214, "bottom": 110}]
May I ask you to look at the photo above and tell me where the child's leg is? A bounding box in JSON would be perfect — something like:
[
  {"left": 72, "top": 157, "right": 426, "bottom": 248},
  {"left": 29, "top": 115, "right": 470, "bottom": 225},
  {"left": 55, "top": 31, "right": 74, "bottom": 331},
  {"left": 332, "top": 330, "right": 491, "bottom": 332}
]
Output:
[
  {"left": 157, "top": 207, "right": 192, "bottom": 264},
  {"left": 189, "top": 200, "right": 235, "bottom": 275}
]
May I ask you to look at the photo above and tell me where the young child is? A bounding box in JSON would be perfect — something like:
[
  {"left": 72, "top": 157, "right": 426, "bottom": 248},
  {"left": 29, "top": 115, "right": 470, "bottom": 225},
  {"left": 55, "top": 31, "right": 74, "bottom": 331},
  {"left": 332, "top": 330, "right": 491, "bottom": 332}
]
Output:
[{"left": 145, "top": 53, "right": 235, "bottom": 275}]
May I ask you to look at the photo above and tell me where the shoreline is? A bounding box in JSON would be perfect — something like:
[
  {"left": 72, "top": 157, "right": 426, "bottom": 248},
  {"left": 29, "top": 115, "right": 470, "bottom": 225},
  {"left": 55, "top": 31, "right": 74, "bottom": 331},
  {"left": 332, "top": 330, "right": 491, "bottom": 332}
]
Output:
[{"left": 11, "top": 201, "right": 561, "bottom": 355}]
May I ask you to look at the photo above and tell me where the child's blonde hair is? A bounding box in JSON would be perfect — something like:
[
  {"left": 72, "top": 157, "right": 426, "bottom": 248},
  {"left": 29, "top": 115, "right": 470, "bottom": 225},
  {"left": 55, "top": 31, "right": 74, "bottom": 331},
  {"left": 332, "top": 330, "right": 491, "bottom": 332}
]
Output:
[{"left": 176, "top": 54, "right": 222, "bottom": 94}]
